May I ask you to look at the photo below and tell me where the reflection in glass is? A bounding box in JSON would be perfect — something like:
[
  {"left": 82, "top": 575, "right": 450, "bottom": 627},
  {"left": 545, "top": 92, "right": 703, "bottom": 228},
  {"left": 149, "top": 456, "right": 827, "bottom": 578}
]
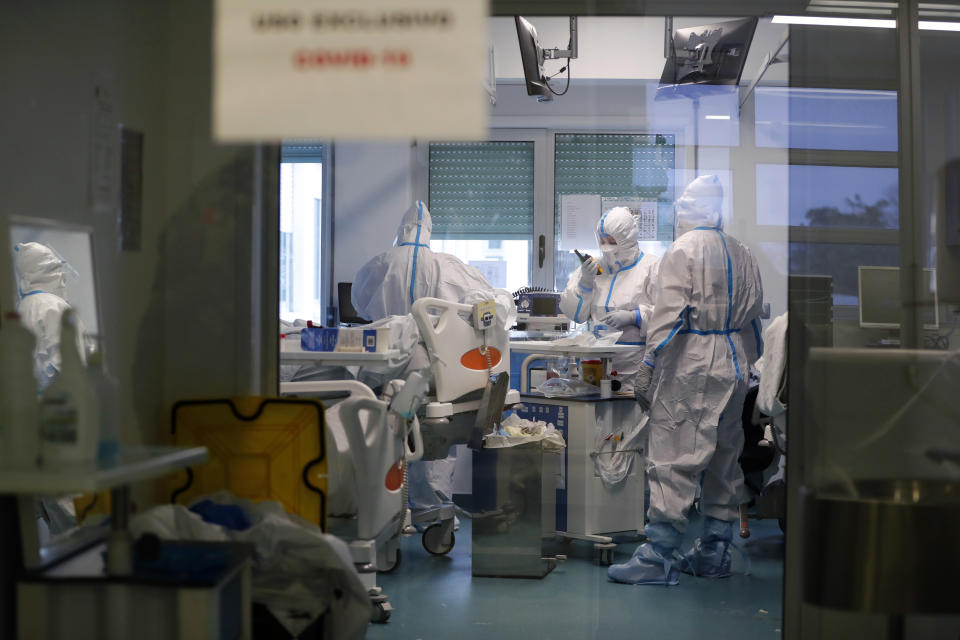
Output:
[
  {"left": 755, "top": 87, "right": 898, "bottom": 151},
  {"left": 757, "top": 164, "right": 898, "bottom": 228},
  {"left": 9, "top": 223, "right": 99, "bottom": 389}
]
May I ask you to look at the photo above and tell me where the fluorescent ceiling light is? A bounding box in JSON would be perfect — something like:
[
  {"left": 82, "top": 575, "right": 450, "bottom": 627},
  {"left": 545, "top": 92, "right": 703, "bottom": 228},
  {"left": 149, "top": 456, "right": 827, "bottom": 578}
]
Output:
[
  {"left": 705, "top": 115, "right": 731, "bottom": 120},
  {"left": 772, "top": 15, "right": 896, "bottom": 27},
  {"left": 919, "top": 20, "right": 960, "bottom": 29}
]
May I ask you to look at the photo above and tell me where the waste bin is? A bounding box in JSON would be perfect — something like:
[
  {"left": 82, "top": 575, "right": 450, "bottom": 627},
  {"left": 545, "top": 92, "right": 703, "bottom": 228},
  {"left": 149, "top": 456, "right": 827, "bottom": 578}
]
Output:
[{"left": 471, "top": 440, "right": 562, "bottom": 578}]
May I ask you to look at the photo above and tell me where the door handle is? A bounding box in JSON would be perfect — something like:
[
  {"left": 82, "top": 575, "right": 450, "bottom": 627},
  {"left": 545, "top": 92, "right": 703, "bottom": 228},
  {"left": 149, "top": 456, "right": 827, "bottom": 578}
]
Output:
[{"left": 538, "top": 234, "right": 545, "bottom": 269}]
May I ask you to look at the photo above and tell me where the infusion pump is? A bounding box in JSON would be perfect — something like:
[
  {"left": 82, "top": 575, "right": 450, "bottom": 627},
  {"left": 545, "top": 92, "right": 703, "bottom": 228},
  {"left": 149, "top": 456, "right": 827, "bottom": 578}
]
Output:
[{"left": 514, "top": 291, "right": 569, "bottom": 332}]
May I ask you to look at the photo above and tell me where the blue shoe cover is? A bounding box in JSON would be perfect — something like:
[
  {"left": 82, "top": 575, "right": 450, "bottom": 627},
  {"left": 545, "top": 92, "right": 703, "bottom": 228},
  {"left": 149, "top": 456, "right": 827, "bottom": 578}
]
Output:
[
  {"left": 680, "top": 517, "right": 733, "bottom": 578},
  {"left": 607, "top": 543, "right": 680, "bottom": 585},
  {"left": 680, "top": 538, "right": 732, "bottom": 578}
]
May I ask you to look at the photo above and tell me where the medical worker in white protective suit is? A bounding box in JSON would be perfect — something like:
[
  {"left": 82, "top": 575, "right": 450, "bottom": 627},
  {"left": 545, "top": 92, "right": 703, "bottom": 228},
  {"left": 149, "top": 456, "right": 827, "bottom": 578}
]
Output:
[
  {"left": 14, "top": 242, "right": 88, "bottom": 389},
  {"left": 559, "top": 206, "right": 660, "bottom": 386},
  {"left": 608, "top": 175, "right": 764, "bottom": 585},
  {"left": 352, "top": 200, "right": 516, "bottom": 527}
]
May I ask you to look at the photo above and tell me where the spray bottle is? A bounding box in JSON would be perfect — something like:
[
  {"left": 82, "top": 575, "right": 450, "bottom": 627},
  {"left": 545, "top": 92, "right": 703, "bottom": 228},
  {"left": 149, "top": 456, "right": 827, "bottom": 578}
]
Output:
[{"left": 39, "top": 309, "right": 98, "bottom": 463}]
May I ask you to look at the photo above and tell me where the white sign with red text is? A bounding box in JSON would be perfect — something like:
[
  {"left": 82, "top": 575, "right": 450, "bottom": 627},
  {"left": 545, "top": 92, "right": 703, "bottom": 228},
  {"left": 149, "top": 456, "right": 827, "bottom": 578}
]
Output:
[{"left": 213, "top": 0, "right": 488, "bottom": 141}]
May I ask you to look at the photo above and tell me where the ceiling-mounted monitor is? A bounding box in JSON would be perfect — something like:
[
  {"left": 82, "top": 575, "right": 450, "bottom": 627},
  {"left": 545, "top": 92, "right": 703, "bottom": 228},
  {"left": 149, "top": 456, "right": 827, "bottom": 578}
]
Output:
[
  {"left": 515, "top": 16, "right": 552, "bottom": 102},
  {"left": 660, "top": 18, "right": 758, "bottom": 94}
]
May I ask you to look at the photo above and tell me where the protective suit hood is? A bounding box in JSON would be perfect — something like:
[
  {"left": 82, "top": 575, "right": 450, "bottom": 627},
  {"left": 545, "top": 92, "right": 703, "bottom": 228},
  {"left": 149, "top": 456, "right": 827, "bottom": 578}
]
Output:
[
  {"left": 675, "top": 175, "right": 724, "bottom": 238},
  {"left": 596, "top": 207, "right": 640, "bottom": 272},
  {"left": 396, "top": 200, "right": 432, "bottom": 246},
  {"left": 14, "top": 242, "right": 67, "bottom": 299}
]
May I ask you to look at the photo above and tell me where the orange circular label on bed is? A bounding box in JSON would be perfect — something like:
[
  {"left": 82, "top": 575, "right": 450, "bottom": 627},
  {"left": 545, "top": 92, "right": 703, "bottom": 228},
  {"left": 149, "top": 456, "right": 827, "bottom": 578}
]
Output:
[
  {"left": 385, "top": 459, "right": 404, "bottom": 492},
  {"left": 460, "top": 347, "right": 502, "bottom": 370}
]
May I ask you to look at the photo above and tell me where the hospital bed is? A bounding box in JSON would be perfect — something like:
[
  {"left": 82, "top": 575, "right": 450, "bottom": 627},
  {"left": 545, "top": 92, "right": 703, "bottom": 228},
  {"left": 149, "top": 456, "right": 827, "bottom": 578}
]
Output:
[
  {"left": 407, "top": 297, "right": 519, "bottom": 553},
  {"left": 411, "top": 296, "right": 519, "bottom": 456},
  {"left": 275, "top": 297, "right": 517, "bottom": 607},
  {"left": 279, "top": 378, "right": 424, "bottom": 624}
]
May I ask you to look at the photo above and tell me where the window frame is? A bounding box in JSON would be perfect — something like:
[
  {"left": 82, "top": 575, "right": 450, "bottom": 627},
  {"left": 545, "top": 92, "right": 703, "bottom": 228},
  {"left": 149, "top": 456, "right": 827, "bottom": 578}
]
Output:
[
  {"left": 414, "top": 127, "right": 686, "bottom": 292},
  {"left": 414, "top": 129, "right": 553, "bottom": 288},
  {"left": 279, "top": 142, "right": 333, "bottom": 324}
]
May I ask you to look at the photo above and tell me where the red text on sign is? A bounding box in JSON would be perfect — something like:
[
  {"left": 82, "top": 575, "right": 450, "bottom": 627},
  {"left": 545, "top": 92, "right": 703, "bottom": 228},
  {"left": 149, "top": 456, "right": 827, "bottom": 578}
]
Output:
[{"left": 293, "top": 49, "right": 412, "bottom": 70}]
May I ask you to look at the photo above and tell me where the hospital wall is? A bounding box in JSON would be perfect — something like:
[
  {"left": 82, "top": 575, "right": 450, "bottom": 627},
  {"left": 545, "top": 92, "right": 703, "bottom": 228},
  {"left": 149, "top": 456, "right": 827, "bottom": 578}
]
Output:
[{"left": 0, "top": 0, "right": 277, "bottom": 489}]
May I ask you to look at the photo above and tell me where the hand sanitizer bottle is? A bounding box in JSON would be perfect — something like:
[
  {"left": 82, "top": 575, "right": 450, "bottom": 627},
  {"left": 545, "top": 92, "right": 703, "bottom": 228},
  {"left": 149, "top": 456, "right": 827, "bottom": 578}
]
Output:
[
  {"left": 0, "top": 312, "right": 40, "bottom": 466},
  {"left": 39, "top": 309, "right": 98, "bottom": 464}
]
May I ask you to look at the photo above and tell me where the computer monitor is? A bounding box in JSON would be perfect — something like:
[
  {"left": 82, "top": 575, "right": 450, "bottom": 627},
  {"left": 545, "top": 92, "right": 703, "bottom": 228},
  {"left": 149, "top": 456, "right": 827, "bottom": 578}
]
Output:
[
  {"left": 337, "top": 282, "right": 369, "bottom": 325},
  {"left": 659, "top": 18, "right": 758, "bottom": 93},
  {"left": 858, "top": 266, "right": 939, "bottom": 329},
  {"left": 515, "top": 16, "right": 552, "bottom": 102}
]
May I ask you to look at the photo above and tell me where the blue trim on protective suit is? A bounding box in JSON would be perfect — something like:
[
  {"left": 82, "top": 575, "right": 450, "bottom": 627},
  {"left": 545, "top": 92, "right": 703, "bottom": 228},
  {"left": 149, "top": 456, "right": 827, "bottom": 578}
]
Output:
[
  {"left": 578, "top": 284, "right": 593, "bottom": 292},
  {"left": 676, "top": 227, "right": 743, "bottom": 380},
  {"left": 727, "top": 334, "right": 742, "bottom": 379},
  {"left": 619, "top": 340, "right": 646, "bottom": 346},
  {"left": 635, "top": 309, "right": 642, "bottom": 328},
  {"left": 752, "top": 318, "right": 764, "bottom": 358},
  {"left": 17, "top": 289, "right": 43, "bottom": 309},
  {"left": 574, "top": 294, "right": 585, "bottom": 323},
  {"left": 679, "top": 328, "right": 741, "bottom": 336},
  {"left": 408, "top": 200, "right": 424, "bottom": 306},
  {"left": 603, "top": 252, "right": 642, "bottom": 312},
  {"left": 398, "top": 242, "right": 429, "bottom": 248},
  {"left": 652, "top": 311, "right": 687, "bottom": 358},
  {"left": 715, "top": 230, "right": 742, "bottom": 381}
]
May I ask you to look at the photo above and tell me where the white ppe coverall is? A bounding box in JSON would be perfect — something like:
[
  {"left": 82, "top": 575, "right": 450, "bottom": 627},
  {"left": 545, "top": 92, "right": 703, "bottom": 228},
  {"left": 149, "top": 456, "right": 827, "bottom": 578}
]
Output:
[
  {"left": 352, "top": 200, "right": 514, "bottom": 324},
  {"left": 642, "top": 176, "right": 764, "bottom": 531},
  {"left": 14, "top": 242, "right": 86, "bottom": 389},
  {"left": 352, "top": 200, "right": 515, "bottom": 522},
  {"left": 608, "top": 175, "right": 764, "bottom": 586},
  {"left": 559, "top": 206, "right": 660, "bottom": 386}
]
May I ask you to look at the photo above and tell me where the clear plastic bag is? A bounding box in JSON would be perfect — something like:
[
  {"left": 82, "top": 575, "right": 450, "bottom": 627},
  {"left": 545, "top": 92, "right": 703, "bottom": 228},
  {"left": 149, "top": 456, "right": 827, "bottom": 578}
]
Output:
[{"left": 537, "top": 376, "right": 600, "bottom": 398}]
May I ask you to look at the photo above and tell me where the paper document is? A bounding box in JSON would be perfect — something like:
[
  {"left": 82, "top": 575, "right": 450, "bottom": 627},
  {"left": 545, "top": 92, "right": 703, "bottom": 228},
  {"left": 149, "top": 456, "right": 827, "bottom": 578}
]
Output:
[
  {"left": 560, "top": 194, "right": 602, "bottom": 251},
  {"left": 601, "top": 198, "right": 659, "bottom": 241}
]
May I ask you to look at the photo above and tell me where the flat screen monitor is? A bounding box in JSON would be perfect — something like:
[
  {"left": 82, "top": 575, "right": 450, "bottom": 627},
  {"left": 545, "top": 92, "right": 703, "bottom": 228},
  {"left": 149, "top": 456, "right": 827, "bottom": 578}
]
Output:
[
  {"left": 858, "top": 266, "right": 939, "bottom": 329},
  {"left": 515, "top": 16, "right": 552, "bottom": 102},
  {"left": 338, "top": 282, "right": 369, "bottom": 325},
  {"left": 659, "top": 18, "right": 758, "bottom": 93}
]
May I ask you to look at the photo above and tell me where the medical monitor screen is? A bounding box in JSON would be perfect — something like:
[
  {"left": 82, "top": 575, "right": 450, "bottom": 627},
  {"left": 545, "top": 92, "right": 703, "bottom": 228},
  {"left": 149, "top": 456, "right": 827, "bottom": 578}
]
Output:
[
  {"left": 515, "top": 16, "right": 552, "bottom": 102},
  {"left": 858, "top": 266, "right": 938, "bottom": 329},
  {"left": 660, "top": 18, "right": 758, "bottom": 91}
]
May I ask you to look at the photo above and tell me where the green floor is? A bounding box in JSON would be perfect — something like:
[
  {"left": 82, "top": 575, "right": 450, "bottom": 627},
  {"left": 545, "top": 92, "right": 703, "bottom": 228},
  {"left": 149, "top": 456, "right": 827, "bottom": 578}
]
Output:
[{"left": 367, "top": 515, "right": 784, "bottom": 639}]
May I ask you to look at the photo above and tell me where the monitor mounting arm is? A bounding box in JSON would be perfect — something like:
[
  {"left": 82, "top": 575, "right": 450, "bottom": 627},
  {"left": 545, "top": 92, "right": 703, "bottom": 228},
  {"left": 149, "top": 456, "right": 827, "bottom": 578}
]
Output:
[
  {"left": 543, "top": 16, "right": 579, "bottom": 60},
  {"left": 693, "top": 41, "right": 714, "bottom": 71}
]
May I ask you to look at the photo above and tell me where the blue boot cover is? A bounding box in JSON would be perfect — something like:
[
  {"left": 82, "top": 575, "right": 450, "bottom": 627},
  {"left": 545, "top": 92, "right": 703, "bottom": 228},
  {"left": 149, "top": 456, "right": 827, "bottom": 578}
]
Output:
[
  {"left": 681, "top": 517, "right": 733, "bottom": 578},
  {"left": 607, "top": 522, "right": 682, "bottom": 585}
]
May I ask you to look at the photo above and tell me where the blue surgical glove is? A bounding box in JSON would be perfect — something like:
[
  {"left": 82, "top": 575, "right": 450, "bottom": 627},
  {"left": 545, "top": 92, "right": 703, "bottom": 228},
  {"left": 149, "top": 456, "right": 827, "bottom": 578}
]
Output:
[
  {"left": 634, "top": 361, "right": 654, "bottom": 411},
  {"left": 578, "top": 257, "right": 600, "bottom": 288},
  {"left": 600, "top": 309, "right": 637, "bottom": 330}
]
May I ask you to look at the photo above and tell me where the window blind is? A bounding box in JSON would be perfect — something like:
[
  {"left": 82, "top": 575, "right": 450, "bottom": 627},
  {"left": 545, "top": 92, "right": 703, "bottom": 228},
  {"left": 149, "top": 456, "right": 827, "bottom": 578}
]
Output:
[
  {"left": 281, "top": 142, "right": 325, "bottom": 163},
  {"left": 428, "top": 141, "right": 535, "bottom": 239},
  {"left": 554, "top": 133, "right": 675, "bottom": 203}
]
